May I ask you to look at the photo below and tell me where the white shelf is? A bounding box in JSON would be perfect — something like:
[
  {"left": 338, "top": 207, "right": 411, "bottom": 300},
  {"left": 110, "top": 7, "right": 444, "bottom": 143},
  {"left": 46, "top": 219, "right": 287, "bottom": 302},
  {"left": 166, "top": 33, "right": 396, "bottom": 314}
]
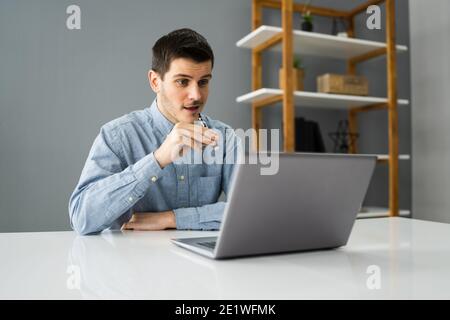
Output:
[
  {"left": 236, "top": 88, "right": 409, "bottom": 110},
  {"left": 356, "top": 154, "right": 411, "bottom": 161},
  {"left": 236, "top": 25, "right": 408, "bottom": 59},
  {"left": 357, "top": 207, "right": 411, "bottom": 219},
  {"left": 376, "top": 154, "right": 411, "bottom": 161}
]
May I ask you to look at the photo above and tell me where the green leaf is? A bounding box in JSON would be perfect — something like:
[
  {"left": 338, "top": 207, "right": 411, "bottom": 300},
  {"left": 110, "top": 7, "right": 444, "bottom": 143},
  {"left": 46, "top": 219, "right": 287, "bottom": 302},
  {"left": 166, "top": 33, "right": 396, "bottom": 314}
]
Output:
[{"left": 293, "top": 56, "right": 303, "bottom": 69}]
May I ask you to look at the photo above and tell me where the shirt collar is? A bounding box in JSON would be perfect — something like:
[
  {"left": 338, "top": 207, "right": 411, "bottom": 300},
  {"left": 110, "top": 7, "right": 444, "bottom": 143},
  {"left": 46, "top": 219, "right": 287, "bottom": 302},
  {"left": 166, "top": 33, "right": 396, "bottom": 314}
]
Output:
[{"left": 148, "top": 98, "right": 175, "bottom": 136}]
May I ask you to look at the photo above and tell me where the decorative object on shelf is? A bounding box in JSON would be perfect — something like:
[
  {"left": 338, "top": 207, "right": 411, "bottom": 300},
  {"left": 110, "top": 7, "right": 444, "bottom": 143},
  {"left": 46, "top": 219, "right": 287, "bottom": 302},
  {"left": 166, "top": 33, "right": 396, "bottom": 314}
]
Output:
[
  {"left": 331, "top": 17, "right": 348, "bottom": 37},
  {"left": 279, "top": 55, "right": 304, "bottom": 91},
  {"left": 301, "top": 11, "right": 314, "bottom": 32},
  {"left": 328, "top": 120, "right": 359, "bottom": 153},
  {"left": 295, "top": 117, "right": 326, "bottom": 153},
  {"left": 300, "top": 0, "right": 314, "bottom": 32},
  {"left": 317, "top": 73, "right": 369, "bottom": 96},
  {"left": 293, "top": 55, "right": 302, "bottom": 69}
]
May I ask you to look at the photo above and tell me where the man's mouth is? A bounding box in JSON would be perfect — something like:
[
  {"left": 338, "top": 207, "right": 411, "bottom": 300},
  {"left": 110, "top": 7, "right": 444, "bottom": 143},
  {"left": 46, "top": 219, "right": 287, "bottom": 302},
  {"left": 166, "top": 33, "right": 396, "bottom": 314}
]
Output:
[{"left": 183, "top": 105, "right": 201, "bottom": 113}]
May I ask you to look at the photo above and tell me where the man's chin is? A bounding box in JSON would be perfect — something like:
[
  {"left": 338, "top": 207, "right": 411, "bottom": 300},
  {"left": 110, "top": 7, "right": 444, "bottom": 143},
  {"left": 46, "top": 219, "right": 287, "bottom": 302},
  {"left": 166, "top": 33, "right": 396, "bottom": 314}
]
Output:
[{"left": 179, "top": 108, "right": 202, "bottom": 123}]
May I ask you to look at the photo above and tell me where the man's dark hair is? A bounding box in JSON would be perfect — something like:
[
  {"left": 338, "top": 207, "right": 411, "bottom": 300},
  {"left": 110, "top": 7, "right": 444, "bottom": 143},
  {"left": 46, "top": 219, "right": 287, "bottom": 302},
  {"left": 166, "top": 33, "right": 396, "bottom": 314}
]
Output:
[{"left": 152, "top": 28, "right": 214, "bottom": 80}]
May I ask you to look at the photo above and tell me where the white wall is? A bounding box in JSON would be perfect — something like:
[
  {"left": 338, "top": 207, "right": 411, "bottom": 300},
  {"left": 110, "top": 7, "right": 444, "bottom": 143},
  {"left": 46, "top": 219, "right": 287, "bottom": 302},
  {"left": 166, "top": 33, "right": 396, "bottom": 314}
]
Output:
[{"left": 410, "top": 0, "right": 450, "bottom": 223}]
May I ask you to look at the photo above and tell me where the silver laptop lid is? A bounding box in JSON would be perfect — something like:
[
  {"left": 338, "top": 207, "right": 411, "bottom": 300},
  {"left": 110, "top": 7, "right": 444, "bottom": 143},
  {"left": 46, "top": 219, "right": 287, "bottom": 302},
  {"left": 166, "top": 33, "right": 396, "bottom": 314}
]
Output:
[{"left": 214, "top": 153, "right": 376, "bottom": 259}]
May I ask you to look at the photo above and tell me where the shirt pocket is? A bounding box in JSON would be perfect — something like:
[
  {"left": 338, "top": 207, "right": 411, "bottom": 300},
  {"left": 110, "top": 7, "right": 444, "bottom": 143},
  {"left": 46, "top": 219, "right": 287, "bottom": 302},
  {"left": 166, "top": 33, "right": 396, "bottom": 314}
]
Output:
[{"left": 196, "top": 175, "right": 222, "bottom": 206}]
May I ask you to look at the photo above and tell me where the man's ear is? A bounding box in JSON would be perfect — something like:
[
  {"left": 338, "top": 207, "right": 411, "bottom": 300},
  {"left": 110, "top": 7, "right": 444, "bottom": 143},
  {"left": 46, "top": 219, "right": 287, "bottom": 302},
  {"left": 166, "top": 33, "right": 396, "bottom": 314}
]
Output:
[{"left": 148, "top": 70, "right": 161, "bottom": 93}]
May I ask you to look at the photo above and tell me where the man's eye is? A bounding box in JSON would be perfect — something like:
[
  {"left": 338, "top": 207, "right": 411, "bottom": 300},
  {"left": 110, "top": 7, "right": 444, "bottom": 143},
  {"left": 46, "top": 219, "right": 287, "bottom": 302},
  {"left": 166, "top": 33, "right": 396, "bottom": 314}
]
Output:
[
  {"left": 199, "top": 79, "right": 209, "bottom": 87},
  {"left": 176, "top": 79, "right": 189, "bottom": 86}
]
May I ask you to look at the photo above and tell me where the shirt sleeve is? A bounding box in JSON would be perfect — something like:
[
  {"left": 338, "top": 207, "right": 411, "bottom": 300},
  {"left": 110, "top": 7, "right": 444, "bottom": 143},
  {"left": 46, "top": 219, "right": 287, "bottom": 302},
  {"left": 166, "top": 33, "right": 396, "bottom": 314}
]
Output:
[
  {"left": 68, "top": 125, "right": 164, "bottom": 235},
  {"left": 173, "top": 202, "right": 225, "bottom": 230},
  {"left": 173, "top": 126, "right": 241, "bottom": 230}
]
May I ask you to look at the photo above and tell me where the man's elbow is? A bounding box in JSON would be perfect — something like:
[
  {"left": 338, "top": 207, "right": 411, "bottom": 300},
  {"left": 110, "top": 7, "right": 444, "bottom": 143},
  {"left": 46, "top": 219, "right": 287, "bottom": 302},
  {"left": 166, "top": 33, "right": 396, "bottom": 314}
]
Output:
[
  {"left": 68, "top": 198, "right": 103, "bottom": 236},
  {"left": 72, "top": 221, "right": 102, "bottom": 236},
  {"left": 69, "top": 211, "right": 100, "bottom": 235}
]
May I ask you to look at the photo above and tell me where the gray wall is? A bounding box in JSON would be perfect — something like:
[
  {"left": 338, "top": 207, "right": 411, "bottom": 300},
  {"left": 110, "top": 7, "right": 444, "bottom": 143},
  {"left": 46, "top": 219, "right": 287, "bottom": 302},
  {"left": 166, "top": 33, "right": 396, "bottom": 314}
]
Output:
[
  {"left": 0, "top": 0, "right": 411, "bottom": 232},
  {"left": 0, "top": 0, "right": 252, "bottom": 232},
  {"left": 410, "top": 0, "right": 450, "bottom": 223}
]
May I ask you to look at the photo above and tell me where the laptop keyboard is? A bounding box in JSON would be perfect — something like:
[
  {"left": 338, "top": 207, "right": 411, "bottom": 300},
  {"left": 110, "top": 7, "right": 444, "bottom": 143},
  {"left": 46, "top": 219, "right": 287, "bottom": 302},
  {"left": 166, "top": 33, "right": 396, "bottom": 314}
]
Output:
[{"left": 198, "top": 241, "right": 216, "bottom": 249}]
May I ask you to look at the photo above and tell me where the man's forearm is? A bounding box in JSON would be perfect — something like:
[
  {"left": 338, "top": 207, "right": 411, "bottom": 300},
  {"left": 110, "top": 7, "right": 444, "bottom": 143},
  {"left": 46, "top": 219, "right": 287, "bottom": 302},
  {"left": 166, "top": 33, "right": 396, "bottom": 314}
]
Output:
[
  {"left": 69, "top": 152, "right": 163, "bottom": 235},
  {"left": 122, "top": 210, "right": 176, "bottom": 230}
]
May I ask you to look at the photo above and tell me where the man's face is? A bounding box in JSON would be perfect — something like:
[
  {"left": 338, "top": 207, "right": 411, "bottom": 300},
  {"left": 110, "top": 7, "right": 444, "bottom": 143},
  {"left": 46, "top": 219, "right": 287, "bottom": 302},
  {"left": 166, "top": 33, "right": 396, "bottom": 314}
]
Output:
[{"left": 149, "top": 58, "right": 212, "bottom": 124}]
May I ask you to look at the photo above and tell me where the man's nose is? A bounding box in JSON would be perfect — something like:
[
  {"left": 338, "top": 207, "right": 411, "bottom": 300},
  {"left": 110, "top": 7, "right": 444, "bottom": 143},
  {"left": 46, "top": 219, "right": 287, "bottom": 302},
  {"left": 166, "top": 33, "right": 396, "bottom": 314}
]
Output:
[{"left": 188, "top": 84, "right": 202, "bottom": 101}]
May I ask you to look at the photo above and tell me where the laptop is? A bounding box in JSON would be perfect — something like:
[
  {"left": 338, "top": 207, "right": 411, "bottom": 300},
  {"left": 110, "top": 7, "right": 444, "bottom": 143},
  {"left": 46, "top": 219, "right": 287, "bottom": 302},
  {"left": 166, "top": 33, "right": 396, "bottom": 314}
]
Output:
[{"left": 171, "top": 153, "right": 376, "bottom": 259}]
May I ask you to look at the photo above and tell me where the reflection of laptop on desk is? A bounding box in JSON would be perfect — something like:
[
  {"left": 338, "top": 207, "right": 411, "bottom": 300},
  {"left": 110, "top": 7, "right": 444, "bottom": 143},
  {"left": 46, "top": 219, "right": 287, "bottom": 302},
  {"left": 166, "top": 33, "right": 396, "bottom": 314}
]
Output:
[{"left": 171, "top": 153, "right": 376, "bottom": 259}]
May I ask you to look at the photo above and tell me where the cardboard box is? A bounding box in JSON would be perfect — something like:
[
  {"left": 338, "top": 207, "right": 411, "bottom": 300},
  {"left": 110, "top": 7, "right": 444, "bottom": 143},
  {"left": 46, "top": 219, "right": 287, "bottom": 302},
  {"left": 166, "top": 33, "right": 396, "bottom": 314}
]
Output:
[{"left": 317, "top": 73, "right": 368, "bottom": 96}]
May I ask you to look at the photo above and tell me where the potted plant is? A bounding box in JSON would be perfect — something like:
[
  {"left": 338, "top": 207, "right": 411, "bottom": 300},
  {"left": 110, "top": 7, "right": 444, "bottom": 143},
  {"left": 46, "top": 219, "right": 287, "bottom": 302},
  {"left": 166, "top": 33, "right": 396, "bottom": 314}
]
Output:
[
  {"left": 279, "top": 55, "right": 305, "bottom": 91},
  {"left": 301, "top": 11, "right": 314, "bottom": 32}
]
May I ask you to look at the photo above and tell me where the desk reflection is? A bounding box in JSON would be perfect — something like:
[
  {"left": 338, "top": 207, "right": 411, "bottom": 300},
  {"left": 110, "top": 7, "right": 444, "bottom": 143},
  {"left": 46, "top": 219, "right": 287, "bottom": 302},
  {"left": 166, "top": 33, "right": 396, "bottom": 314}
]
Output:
[{"left": 68, "top": 229, "right": 414, "bottom": 299}]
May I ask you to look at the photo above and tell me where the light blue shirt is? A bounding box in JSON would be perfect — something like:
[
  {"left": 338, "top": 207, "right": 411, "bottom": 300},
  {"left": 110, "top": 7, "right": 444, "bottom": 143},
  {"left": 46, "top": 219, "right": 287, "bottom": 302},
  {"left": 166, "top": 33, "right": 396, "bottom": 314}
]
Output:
[{"left": 69, "top": 99, "right": 238, "bottom": 235}]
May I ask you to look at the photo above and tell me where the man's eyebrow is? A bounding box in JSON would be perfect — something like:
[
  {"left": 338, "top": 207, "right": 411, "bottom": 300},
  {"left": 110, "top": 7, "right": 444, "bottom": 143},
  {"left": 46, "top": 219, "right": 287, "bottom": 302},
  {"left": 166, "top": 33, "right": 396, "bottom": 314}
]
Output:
[{"left": 173, "top": 73, "right": 212, "bottom": 79}]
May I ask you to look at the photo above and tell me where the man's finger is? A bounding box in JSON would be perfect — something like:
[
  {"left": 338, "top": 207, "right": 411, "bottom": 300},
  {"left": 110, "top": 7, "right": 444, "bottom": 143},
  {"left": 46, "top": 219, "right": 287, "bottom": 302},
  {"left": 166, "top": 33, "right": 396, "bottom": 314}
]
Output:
[
  {"left": 178, "top": 127, "right": 209, "bottom": 144},
  {"left": 177, "top": 123, "right": 219, "bottom": 140},
  {"left": 121, "top": 222, "right": 134, "bottom": 230},
  {"left": 180, "top": 135, "right": 203, "bottom": 153},
  {"left": 122, "top": 222, "right": 149, "bottom": 231},
  {"left": 178, "top": 127, "right": 217, "bottom": 146}
]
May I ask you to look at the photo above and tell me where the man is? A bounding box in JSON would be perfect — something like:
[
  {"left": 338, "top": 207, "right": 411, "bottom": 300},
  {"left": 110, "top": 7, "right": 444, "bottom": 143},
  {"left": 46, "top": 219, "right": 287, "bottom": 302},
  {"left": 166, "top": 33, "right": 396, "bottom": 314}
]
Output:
[{"left": 69, "top": 28, "right": 239, "bottom": 235}]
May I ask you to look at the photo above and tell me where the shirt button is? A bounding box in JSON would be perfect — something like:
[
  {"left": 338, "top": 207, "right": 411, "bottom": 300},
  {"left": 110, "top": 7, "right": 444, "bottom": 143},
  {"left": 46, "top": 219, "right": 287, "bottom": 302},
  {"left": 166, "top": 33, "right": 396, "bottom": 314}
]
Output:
[
  {"left": 151, "top": 176, "right": 157, "bottom": 182},
  {"left": 179, "top": 175, "right": 185, "bottom": 181},
  {"left": 128, "top": 197, "right": 133, "bottom": 202}
]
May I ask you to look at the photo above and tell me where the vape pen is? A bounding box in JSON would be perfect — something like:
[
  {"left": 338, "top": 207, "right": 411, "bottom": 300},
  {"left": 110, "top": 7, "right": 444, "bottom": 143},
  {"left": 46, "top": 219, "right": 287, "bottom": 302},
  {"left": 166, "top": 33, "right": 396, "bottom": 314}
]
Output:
[{"left": 196, "top": 114, "right": 218, "bottom": 151}]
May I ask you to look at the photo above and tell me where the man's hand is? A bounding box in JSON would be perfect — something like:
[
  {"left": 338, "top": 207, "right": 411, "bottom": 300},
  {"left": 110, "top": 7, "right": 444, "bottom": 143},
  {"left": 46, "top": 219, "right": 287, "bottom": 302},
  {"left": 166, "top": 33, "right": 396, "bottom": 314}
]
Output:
[
  {"left": 154, "top": 122, "right": 219, "bottom": 168},
  {"left": 121, "top": 211, "right": 176, "bottom": 231}
]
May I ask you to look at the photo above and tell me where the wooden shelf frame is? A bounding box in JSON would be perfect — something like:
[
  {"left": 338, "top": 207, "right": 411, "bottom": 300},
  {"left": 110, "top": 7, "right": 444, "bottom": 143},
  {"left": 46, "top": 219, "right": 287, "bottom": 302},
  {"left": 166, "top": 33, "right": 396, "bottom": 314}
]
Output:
[{"left": 246, "top": 0, "right": 405, "bottom": 217}]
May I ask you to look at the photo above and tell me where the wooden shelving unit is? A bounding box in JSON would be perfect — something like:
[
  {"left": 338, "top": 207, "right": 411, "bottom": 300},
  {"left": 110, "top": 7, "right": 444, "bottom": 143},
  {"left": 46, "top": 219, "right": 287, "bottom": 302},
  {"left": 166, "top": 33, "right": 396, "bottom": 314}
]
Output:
[{"left": 236, "top": 0, "right": 409, "bottom": 217}]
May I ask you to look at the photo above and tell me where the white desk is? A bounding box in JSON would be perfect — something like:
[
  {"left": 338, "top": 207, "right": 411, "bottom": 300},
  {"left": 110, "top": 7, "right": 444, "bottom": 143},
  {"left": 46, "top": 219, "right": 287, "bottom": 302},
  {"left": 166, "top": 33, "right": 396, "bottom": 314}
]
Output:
[{"left": 1, "top": 217, "right": 449, "bottom": 299}]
